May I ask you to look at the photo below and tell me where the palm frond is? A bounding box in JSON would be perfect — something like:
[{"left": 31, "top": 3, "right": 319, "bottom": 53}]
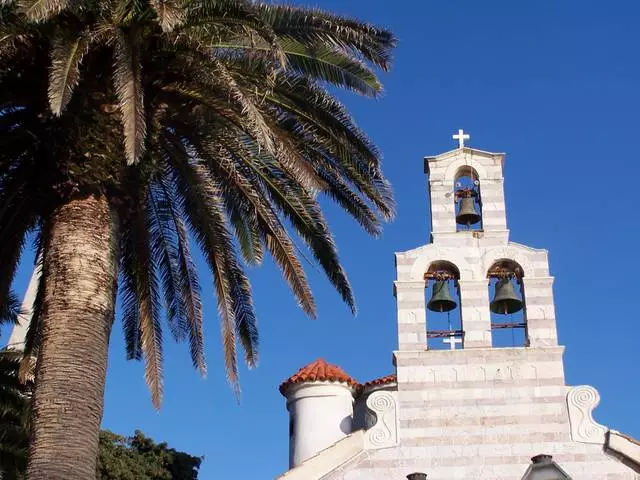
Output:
[
  {"left": 225, "top": 191, "right": 263, "bottom": 267},
  {"left": 120, "top": 179, "right": 164, "bottom": 407},
  {"left": 249, "top": 151, "right": 357, "bottom": 312},
  {"left": 119, "top": 233, "right": 142, "bottom": 361},
  {"left": 0, "top": 350, "right": 30, "bottom": 477},
  {"left": 181, "top": 0, "right": 287, "bottom": 67},
  {"left": 170, "top": 158, "right": 240, "bottom": 390},
  {"left": 279, "top": 38, "right": 381, "bottom": 96},
  {"left": 113, "top": 28, "right": 146, "bottom": 165},
  {"left": 163, "top": 137, "right": 264, "bottom": 390},
  {"left": 0, "top": 5, "right": 34, "bottom": 61},
  {"left": 187, "top": 131, "right": 316, "bottom": 317},
  {"left": 208, "top": 58, "right": 275, "bottom": 156},
  {"left": 133, "top": 196, "right": 164, "bottom": 409},
  {"left": 48, "top": 29, "right": 89, "bottom": 115},
  {"left": 148, "top": 182, "right": 187, "bottom": 342},
  {"left": 230, "top": 265, "right": 258, "bottom": 367},
  {"left": 256, "top": 4, "right": 397, "bottom": 71},
  {"left": 0, "top": 292, "right": 21, "bottom": 328},
  {"left": 157, "top": 175, "right": 206, "bottom": 375},
  {"left": 150, "top": 0, "right": 184, "bottom": 32},
  {"left": 18, "top": 0, "right": 71, "bottom": 22}
]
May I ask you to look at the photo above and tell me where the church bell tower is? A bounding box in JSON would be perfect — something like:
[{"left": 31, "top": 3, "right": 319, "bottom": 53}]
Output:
[{"left": 395, "top": 130, "right": 558, "bottom": 352}]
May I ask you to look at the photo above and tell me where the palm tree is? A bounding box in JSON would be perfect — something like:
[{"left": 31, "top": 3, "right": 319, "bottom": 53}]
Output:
[{"left": 0, "top": 1, "right": 396, "bottom": 478}]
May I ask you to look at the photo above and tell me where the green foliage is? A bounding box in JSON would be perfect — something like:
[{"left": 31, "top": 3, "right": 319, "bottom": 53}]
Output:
[
  {"left": 0, "top": 350, "right": 30, "bottom": 480},
  {"left": 96, "top": 430, "right": 202, "bottom": 480},
  {"left": 0, "top": 344, "right": 201, "bottom": 480},
  {"left": 0, "top": 291, "right": 21, "bottom": 332},
  {"left": 0, "top": 0, "right": 397, "bottom": 407}
]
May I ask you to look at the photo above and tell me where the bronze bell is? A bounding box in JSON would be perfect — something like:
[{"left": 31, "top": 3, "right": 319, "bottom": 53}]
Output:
[
  {"left": 490, "top": 278, "right": 524, "bottom": 315},
  {"left": 407, "top": 474, "right": 427, "bottom": 480},
  {"left": 456, "top": 197, "right": 481, "bottom": 226},
  {"left": 427, "top": 280, "right": 457, "bottom": 312}
]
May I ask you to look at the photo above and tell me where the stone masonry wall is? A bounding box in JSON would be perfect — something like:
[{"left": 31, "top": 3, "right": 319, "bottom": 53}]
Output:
[{"left": 322, "top": 347, "right": 638, "bottom": 480}]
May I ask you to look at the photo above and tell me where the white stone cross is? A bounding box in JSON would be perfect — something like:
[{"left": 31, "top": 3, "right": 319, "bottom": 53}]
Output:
[
  {"left": 443, "top": 334, "right": 462, "bottom": 350},
  {"left": 452, "top": 129, "right": 470, "bottom": 148}
]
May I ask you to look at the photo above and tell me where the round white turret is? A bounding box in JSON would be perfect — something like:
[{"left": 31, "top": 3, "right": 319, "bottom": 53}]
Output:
[{"left": 279, "top": 359, "right": 356, "bottom": 468}]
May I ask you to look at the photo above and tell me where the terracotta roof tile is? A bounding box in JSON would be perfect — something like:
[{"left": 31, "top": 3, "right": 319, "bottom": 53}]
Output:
[
  {"left": 360, "top": 374, "right": 397, "bottom": 389},
  {"left": 279, "top": 358, "right": 357, "bottom": 394}
]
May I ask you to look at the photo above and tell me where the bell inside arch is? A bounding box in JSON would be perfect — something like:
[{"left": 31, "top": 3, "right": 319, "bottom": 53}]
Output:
[
  {"left": 456, "top": 197, "right": 481, "bottom": 226},
  {"left": 490, "top": 278, "right": 523, "bottom": 315},
  {"left": 427, "top": 280, "right": 457, "bottom": 313}
]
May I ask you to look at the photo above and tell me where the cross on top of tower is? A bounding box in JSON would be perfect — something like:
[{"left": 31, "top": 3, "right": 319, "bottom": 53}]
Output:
[{"left": 452, "top": 129, "right": 470, "bottom": 148}]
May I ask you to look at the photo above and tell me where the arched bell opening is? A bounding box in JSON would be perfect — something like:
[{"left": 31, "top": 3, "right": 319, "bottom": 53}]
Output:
[
  {"left": 454, "top": 166, "right": 482, "bottom": 231},
  {"left": 424, "top": 261, "right": 463, "bottom": 350},
  {"left": 487, "top": 259, "right": 528, "bottom": 348}
]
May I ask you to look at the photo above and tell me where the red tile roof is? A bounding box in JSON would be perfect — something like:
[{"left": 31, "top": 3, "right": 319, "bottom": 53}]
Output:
[
  {"left": 360, "top": 374, "right": 397, "bottom": 389},
  {"left": 279, "top": 358, "right": 358, "bottom": 394}
]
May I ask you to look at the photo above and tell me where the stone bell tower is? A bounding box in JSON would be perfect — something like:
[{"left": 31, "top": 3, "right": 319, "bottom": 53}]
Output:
[
  {"left": 392, "top": 131, "right": 574, "bottom": 475},
  {"left": 395, "top": 129, "right": 558, "bottom": 353}
]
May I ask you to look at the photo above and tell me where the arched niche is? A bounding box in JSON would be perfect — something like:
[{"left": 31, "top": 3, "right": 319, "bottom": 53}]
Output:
[
  {"left": 487, "top": 259, "right": 528, "bottom": 348},
  {"left": 408, "top": 246, "right": 477, "bottom": 281},
  {"left": 481, "top": 246, "right": 539, "bottom": 279},
  {"left": 454, "top": 166, "right": 482, "bottom": 231},
  {"left": 424, "top": 261, "right": 464, "bottom": 350},
  {"left": 442, "top": 156, "right": 489, "bottom": 182}
]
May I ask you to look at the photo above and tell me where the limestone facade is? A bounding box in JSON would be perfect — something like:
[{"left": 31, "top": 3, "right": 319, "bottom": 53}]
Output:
[{"left": 277, "top": 145, "right": 639, "bottom": 479}]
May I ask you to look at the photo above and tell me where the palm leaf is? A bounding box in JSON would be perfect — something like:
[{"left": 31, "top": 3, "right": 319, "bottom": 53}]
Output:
[
  {"left": 113, "top": 28, "right": 146, "bottom": 165},
  {"left": 134, "top": 198, "right": 164, "bottom": 409},
  {"left": 188, "top": 131, "right": 316, "bottom": 317},
  {"left": 157, "top": 144, "right": 207, "bottom": 375},
  {"left": 150, "top": 0, "right": 184, "bottom": 32},
  {"left": 48, "top": 29, "right": 89, "bottom": 115},
  {"left": 0, "top": 291, "right": 21, "bottom": 328},
  {"left": 256, "top": 4, "right": 397, "bottom": 71},
  {"left": 18, "top": 0, "right": 71, "bottom": 22},
  {"left": 169, "top": 155, "right": 240, "bottom": 390},
  {"left": 120, "top": 234, "right": 142, "bottom": 361},
  {"left": 148, "top": 182, "right": 187, "bottom": 342}
]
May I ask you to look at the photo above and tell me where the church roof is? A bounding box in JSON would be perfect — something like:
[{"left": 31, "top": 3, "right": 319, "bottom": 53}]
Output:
[
  {"left": 359, "top": 374, "right": 397, "bottom": 390},
  {"left": 279, "top": 358, "right": 358, "bottom": 393}
]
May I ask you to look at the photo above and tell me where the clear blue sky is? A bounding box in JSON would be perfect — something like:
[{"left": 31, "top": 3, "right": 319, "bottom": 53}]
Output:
[{"left": 3, "top": 1, "right": 640, "bottom": 478}]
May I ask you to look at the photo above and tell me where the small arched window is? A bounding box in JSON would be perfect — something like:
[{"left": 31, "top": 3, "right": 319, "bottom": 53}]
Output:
[
  {"left": 487, "top": 259, "right": 527, "bottom": 347},
  {"left": 425, "top": 261, "right": 463, "bottom": 350},
  {"left": 454, "top": 166, "right": 482, "bottom": 231}
]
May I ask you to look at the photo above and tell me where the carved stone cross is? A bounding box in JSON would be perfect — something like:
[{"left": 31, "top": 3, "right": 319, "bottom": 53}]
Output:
[{"left": 452, "top": 129, "right": 470, "bottom": 148}]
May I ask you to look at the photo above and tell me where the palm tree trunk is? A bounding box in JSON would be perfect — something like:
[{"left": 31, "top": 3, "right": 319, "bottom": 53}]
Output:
[{"left": 27, "top": 194, "right": 119, "bottom": 480}]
